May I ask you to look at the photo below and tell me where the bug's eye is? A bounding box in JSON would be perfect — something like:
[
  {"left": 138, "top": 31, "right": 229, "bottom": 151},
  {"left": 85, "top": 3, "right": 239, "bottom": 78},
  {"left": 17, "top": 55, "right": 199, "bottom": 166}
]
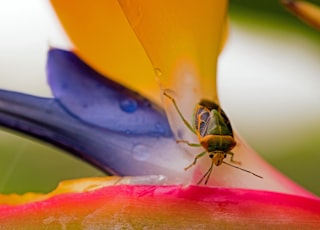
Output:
[
  {"left": 224, "top": 154, "right": 227, "bottom": 158},
  {"left": 209, "top": 154, "right": 214, "bottom": 158}
]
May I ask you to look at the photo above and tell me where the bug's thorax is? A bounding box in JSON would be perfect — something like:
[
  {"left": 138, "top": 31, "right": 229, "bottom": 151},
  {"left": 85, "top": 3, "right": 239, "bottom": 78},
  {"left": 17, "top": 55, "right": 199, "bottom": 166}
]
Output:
[{"left": 199, "top": 134, "right": 236, "bottom": 153}]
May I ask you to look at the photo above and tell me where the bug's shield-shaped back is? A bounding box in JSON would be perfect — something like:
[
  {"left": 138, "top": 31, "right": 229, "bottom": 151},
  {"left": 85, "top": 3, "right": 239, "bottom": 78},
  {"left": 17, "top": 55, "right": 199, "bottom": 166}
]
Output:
[{"left": 195, "top": 100, "right": 234, "bottom": 137}]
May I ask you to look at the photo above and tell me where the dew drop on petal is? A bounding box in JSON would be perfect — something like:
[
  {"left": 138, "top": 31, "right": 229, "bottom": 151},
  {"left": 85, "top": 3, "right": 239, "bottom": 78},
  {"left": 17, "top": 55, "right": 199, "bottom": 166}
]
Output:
[
  {"left": 154, "top": 67, "right": 162, "bottom": 78},
  {"left": 177, "top": 129, "right": 184, "bottom": 139},
  {"left": 119, "top": 98, "right": 138, "bottom": 113},
  {"left": 125, "top": 129, "right": 132, "bottom": 135},
  {"left": 154, "top": 67, "right": 163, "bottom": 85},
  {"left": 155, "top": 122, "right": 165, "bottom": 134},
  {"left": 131, "top": 144, "right": 150, "bottom": 161},
  {"left": 82, "top": 103, "right": 89, "bottom": 109}
]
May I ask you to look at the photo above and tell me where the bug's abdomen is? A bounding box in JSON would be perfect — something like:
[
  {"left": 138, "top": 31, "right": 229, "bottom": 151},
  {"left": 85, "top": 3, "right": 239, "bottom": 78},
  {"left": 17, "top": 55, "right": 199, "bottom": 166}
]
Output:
[{"left": 200, "top": 135, "right": 236, "bottom": 153}]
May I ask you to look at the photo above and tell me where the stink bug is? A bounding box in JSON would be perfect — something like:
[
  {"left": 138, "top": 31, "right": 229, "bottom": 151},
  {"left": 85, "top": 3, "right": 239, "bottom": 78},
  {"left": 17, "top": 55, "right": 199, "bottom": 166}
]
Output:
[{"left": 164, "top": 90, "right": 262, "bottom": 184}]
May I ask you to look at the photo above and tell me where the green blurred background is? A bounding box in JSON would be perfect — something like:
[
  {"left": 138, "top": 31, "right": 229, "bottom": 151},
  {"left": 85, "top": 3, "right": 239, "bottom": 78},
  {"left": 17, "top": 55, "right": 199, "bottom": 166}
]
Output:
[
  {"left": 224, "top": 0, "right": 320, "bottom": 195},
  {"left": 0, "top": 1, "right": 319, "bottom": 195}
]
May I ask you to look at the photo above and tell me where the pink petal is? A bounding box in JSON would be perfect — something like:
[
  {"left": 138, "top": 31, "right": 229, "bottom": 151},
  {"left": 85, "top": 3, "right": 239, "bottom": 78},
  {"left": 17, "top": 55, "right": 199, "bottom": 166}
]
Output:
[{"left": 0, "top": 185, "right": 319, "bottom": 228}]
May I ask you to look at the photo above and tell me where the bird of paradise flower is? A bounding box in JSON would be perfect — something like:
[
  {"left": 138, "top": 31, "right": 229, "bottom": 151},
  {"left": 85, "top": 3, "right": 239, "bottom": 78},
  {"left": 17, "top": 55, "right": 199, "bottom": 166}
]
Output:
[{"left": 0, "top": 0, "right": 319, "bottom": 228}]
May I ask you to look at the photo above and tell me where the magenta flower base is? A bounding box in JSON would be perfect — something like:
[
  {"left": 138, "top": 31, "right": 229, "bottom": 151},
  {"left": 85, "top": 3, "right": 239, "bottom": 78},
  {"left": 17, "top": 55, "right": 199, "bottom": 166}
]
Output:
[{"left": 0, "top": 185, "right": 319, "bottom": 229}]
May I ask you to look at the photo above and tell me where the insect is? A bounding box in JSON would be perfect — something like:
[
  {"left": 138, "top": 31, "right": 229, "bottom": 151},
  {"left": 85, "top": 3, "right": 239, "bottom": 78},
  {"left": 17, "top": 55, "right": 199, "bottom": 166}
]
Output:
[{"left": 164, "top": 90, "right": 262, "bottom": 184}]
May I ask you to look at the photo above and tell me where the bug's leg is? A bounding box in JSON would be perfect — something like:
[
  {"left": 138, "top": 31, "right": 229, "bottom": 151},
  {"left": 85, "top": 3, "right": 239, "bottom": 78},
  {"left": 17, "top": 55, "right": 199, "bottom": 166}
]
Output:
[
  {"left": 197, "top": 160, "right": 214, "bottom": 185},
  {"left": 176, "top": 139, "right": 201, "bottom": 147},
  {"left": 227, "top": 152, "right": 241, "bottom": 165},
  {"left": 163, "top": 89, "right": 196, "bottom": 134},
  {"left": 184, "top": 151, "right": 206, "bottom": 171}
]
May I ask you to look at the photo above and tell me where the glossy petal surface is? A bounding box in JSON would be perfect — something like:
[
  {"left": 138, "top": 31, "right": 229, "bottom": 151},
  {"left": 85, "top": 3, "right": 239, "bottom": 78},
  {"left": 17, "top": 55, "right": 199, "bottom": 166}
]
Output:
[
  {"left": 0, "top": 48, "right": 315, "bottom": 195},
  {"left": 0, "top": 183, "right": 319, "bottom": 229},
  {"left": 118, "top": 0, "right": 227, "bottom": 102},
  {"left": 0, "top": 49, "right": 191, "bottom": 182},
  {"left": 117, "top": 0, "right": 228, "bottom": 148},
  {"left": 47, "top": 49, "right": 171, "bottom": 136},
  {"left": 50, "top": 0, "right": 159, "bottom": 102}
]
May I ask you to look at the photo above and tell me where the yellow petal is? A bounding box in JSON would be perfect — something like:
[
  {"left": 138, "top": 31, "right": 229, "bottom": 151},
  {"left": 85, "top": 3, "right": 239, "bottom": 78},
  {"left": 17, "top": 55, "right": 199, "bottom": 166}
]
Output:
[
  {"left": 220, "top": 18, "right": 229, "bottom": 53},
  {"left": 50, "top": 0, "right": 159, "bottom": 102},
  {"left": 118, "top": 0, "right": 228, "bottom": 102},
  {"left": 0, "top": 177, "right": 121, "bottom": 205},
  {"left": 117, "top": 0, "right": 227, "bottom": 142}
]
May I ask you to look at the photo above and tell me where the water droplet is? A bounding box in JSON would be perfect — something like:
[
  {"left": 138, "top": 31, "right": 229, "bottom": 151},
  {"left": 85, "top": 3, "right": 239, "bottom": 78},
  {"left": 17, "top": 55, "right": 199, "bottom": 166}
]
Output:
[
  {"left": 61, "top": 82, "right": 69, "bottom": 90},
  {"left": 82, "top": 103, "right": 89, "bottom": 109},
  {"left": 119, "top": 98, "right": 138, "bottom": 113},
  {"left": 154, "top": 68, "right": 162, "bottom": 77},
  {"left": 125, "top": 129, "right": 132, "bottom": 135},
  {"left": 155, "top": 123, "right": 165, "bottom": 134},
  {"left": 177, "top": 129, "right": 184, "bottom": 139},
  {"left": 131, "top": 144, "right": 150, "bottom": 161},
  {"left": 154, "top": 68, "right": 163, "bottom": 83}
]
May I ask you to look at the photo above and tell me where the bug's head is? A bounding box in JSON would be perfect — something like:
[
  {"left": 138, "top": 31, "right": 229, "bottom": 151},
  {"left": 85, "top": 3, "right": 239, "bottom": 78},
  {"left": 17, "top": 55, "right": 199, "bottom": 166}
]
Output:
[{"left": 209, "top": 151, "right": 226, "bottom": 166}]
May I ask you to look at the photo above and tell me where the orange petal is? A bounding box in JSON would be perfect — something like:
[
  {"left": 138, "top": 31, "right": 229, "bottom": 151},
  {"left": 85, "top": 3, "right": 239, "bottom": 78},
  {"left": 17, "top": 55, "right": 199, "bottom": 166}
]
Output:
[
  {"left": 50, "top": 0, "right": 159, "bottom": 102},
  {"left": 282, "top": 0, "right": 320, "bottom": 30},
  {"left": 118, "top": 0, "right": 228, "bottom": 102}
]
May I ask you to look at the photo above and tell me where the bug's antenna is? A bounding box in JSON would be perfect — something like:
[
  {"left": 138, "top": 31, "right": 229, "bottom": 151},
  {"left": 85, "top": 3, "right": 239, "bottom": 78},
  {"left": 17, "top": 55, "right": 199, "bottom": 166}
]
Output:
[
  {"left": 222, "top": 161, "right": 263, "bottom": 179},
  {"left": 197, "top": 160, "right": 214, "bottom": 185}
]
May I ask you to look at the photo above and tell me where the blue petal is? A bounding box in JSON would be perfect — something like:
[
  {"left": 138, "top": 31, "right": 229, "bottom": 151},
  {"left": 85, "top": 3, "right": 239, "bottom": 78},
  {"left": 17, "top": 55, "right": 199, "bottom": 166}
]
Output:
[
  {"left": 0, "top": 90, "right": 190, "bottom": 180},
  {"left": 0, "top": 49, "right": 192, "bottom": 182},
  {"left": 47, "top": 49, "right": 171, "bottom": 137}
]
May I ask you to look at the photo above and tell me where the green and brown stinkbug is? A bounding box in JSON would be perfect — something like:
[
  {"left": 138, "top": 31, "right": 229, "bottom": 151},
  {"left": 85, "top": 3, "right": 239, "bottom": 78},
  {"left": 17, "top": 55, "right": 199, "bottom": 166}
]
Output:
[{"left": 164, "top": 90, "right": 262, "bottom": 185}]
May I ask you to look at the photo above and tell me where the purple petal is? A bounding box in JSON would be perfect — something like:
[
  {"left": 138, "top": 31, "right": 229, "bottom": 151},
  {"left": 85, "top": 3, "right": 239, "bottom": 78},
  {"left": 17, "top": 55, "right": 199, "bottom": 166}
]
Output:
[
  {"left": 0, "top": 49, "right": 190, "bottom": 181},
  {"left": 47, "top": 49, "right": 172, "bottom": 137}
]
